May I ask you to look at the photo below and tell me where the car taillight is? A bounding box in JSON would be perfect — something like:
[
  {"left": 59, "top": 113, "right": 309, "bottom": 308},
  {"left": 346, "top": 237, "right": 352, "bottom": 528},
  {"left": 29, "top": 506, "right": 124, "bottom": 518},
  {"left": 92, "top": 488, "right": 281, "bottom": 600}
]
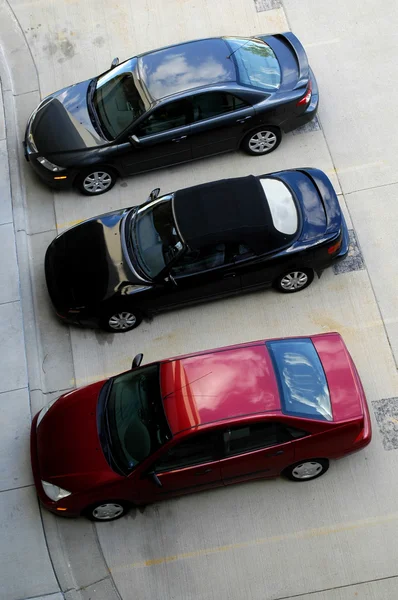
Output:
[
  {"left": 297, "top": 80, "right": 312, "bottom": 106},
  {"left": 327, "top": 237, "right": 343, "bottom": 255},
  {"left": 353, "top": 428, "right": 365, "bottom": 444}
]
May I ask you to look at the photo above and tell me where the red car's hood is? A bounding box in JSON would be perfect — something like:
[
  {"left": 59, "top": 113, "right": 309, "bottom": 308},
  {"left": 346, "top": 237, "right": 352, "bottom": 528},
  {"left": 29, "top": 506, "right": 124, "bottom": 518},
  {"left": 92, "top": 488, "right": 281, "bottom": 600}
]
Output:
[
  {"left": 311, "top": 333, "right": 365, "bottom": 421},
  {"left": 36, "top": 381, "right": 119, "bottom": 492}
]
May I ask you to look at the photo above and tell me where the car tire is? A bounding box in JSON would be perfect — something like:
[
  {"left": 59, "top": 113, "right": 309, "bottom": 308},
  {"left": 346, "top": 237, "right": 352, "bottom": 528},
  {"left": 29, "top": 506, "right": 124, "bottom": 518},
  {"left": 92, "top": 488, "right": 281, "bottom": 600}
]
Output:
[
  {"left": 273, "top": 268, "right": 314, "bottom": 293},
  {"left": 241, "top": 126, "right": 281, "bottom": 156},
  {"left": 99, "top": 306, "right": 142, "bottom": 333},
  {"left": 83, "top": 500, "right": 131, "bottom": 522},
  {"left": 283, "top": 459, "right": 329, "bottom": 482},
  {"left": 75, "top": 167, "right": 117, "bottom": 196}
]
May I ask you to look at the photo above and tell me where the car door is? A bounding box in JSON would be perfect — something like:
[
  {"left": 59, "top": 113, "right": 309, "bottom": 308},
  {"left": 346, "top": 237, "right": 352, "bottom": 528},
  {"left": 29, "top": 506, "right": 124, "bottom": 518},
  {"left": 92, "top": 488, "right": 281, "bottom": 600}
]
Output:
[
  {"left": 144, "top": 243, "right": 242, "bottom": 311},
  {"left": 116, "top": 98, "right": 192, "bottom": 175},
  {"left": 137, "top": 430, "right": 222, "bottom": 503},
  {"left": 219, "top": 421, "right": 295, "bottom": 485},
  {"left": 236, "top": 245, "right": 297, "bottom": 292},
  {"left": 188, "top": 91, "right": 255, "bottom": 159}
]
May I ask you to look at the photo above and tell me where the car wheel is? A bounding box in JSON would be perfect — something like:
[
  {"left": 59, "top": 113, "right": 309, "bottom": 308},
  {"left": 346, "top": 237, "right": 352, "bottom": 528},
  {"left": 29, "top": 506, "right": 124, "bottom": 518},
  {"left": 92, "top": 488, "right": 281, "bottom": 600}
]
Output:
[
  {"left": 75, "top": 167, "right": 117, "bottom": 196},
  {"left": 273, "top": 268, "right": 314, "bottom": 293},
  {"left": 99, "top": 307, "right": 142, "bottom": 333},
  {"left": 283, "top": 459, "right": 329, "bottom": 482},
  {"left": 241, "top": 126, "right": 281, "bottom": 156},
  {"left": 84, "top": 500, "right": 131, "bottom": 522}
]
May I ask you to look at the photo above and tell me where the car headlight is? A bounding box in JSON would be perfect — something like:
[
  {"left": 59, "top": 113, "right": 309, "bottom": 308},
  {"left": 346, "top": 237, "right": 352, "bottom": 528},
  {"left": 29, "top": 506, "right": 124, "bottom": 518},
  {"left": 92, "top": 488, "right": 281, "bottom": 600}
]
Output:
[
  {"left": 41, "top": 481, "right": 72, "bottom": 502},
  {"left": 37, "top": 156, "right": 66, "bottom": 172},
  {"left": 36, "top": 398, "right": 58, "bottom": 429},
  {"left": 27, "top": 132, "right": 38, "bottom": 153}
]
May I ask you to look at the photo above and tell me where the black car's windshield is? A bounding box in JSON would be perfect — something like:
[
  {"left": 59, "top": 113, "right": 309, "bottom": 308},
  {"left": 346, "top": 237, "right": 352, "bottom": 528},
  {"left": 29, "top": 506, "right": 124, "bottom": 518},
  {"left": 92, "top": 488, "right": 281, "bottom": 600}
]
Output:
[
  {"left": 131, "top": 196, "right": 184, "bottom": 279},
  {"left": 225, "top": 38, "right": 281, "bottom": 91},
  {"left": 105, "top": 364, "right": 170, "bottom": 472},
  {"left": 93, "top": 58, "right": 146, "bottom": 139}
]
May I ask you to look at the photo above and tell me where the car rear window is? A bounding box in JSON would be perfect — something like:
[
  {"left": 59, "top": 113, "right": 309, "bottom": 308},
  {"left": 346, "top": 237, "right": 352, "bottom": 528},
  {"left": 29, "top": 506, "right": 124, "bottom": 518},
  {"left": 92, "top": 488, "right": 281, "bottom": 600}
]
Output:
[
  {"left": 225, "top": 38, "right": 281, "bottom": 91},
  {"left": 267, "top": 338, "right": 333, "bottom": 421},
  {"left": 260, "top": 178, "right": 298, "bottom": 235}
]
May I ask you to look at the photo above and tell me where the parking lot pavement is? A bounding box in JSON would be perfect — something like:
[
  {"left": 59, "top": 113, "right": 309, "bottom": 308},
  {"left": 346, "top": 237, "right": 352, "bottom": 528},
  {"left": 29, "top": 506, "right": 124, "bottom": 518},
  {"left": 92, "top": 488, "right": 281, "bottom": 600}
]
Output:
[{"left": 2, "top": 0, "right": 398, "bottom": 598}]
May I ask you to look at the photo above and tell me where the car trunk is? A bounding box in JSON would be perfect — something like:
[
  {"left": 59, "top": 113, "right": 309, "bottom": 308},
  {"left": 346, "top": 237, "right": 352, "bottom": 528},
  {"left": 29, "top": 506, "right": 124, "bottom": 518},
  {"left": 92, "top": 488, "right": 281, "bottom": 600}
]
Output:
[{"left": 311, "top": 333, "right": 365, "bottom": 422}]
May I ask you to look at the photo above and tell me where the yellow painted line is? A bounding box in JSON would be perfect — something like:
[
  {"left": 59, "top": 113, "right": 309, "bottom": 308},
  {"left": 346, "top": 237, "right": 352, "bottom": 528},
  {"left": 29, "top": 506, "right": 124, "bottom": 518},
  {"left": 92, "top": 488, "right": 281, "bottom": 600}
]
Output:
[
  {"left": 111, "top": 512, "right": 398, "bottom": 572},
  {"left": 326, "top": 161, "right": 387, "bottom": 178},
  {"left": 56, "top": 218, "right": 84, "bottom": 231}
]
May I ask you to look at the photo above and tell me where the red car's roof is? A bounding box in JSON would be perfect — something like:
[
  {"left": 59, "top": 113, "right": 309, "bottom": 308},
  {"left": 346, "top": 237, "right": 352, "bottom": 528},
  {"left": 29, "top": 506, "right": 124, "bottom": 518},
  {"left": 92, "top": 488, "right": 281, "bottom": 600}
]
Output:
[
  {"left": 160, "top": 343, "right": 281, "bottom": 434},
  {"left": 160, "top": 333, "right": 364, "bottom": 434}
]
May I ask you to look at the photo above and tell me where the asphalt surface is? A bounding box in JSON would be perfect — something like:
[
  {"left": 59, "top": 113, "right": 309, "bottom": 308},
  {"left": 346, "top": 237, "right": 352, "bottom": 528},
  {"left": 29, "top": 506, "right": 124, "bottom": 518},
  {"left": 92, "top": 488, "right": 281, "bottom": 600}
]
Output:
[{"left": 1, "top": 1, "right": 398, "bottom": 599}]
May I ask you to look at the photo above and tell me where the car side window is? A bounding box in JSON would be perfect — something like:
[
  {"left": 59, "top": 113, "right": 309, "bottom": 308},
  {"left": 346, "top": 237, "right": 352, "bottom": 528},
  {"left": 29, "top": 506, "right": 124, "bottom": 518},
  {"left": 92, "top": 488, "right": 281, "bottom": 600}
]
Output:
[
  {"left": 171, "top": 243, "right": 226, "bottom": 276},
  {"left": 154, "top": 432, "right": 219, "bottom": 472},
  {"left": 135, "top": 99, "right": 190, "bottom": 136},
  {"left": 224, "top": 422, "right": 281, "bottom": 456},
  {"left": 191, "top": 92, "right": 249, "bottom": 122},
  {"left": 232, "top": 242, "right": 256, "bottom": 262}
]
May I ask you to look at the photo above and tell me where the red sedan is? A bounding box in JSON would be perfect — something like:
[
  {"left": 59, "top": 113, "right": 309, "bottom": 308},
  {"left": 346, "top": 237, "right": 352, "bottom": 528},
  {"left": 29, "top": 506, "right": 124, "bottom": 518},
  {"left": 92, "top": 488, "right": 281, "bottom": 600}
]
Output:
[{"left": 30, "top": 333, "right": 371, "bottom": 522}]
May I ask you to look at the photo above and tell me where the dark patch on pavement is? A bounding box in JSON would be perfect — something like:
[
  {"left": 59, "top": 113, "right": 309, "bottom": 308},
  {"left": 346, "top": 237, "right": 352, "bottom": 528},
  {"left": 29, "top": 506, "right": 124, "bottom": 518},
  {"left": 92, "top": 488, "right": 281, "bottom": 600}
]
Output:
[
  {"left": 291, "top": 116, "right": 321, "bottom": 135},
  {"left": 254, "top": 0, "right": 282, "bottom": 11},
  {"left": 372, "top": 398, "right": 398, "bottom": 450},
  {"left": 333, "top": 229, "right": 365, "bottom": 275}
]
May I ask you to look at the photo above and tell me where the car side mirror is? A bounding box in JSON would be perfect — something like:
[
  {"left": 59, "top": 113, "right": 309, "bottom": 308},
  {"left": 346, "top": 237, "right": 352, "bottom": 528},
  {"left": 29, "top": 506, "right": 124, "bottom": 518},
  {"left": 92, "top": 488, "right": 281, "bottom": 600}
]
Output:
[
  {"left": 111, "top": 57, "right": 120, "bottom": 69},
  {"left": 129, "top": 134, "right": 141, "bottom": 147},
  {"left": 149, "top": 188, "right": 160, "bottom": 202},
  {"left": 147, "top": 471, "right": 162, "bottom": 487},
  {"left": 131, "top": 353, "right": 143, "bottom": 369}
]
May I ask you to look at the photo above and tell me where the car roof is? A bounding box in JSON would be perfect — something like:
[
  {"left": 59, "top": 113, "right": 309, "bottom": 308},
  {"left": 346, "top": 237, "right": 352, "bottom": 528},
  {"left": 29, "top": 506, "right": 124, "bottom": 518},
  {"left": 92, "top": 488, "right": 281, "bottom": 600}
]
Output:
[
  {"left": 160, "top": 342, "right": 282, "bottom": 434},
  {"left": 138, "top": 38, "right": 237, "bottom": 101},
  {"left": 173, "top": 175, "right": 292, "bottom": 254}
]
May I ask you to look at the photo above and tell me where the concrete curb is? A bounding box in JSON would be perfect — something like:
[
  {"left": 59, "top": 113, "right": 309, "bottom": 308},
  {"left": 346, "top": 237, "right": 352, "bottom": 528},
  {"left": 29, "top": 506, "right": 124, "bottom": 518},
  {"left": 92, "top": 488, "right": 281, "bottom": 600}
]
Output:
[{"left": 0, "top": 1, "right": 119, "bottom": 598}]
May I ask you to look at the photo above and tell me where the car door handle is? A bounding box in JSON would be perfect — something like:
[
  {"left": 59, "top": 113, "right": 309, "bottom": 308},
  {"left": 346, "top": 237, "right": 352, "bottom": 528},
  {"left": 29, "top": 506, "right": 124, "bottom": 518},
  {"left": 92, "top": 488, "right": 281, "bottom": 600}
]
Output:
[
  {"left": 266, "top": 450, "right": 284, "bottom": 457},
  {"left": 223, "top": 272, "right": 237, "bottom": 279},
  {"left": 236, "top": 116, "right": 252, "bottom": 124},
  {"left": 194, "top": 468, "right": 212, "bottom": 475},
  {"left": 172, "top": 135, "right": 188, "bottom": 142}
]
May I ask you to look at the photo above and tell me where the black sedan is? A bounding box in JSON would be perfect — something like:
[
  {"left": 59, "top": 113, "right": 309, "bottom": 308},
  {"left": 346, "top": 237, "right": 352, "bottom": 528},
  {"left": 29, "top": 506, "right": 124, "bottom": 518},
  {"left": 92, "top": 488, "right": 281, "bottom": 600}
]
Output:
[
  {"left": 45, "top": 168, "right": 348, "bottom": 332},
  {"left": 25, "top": 34, "right": 318, "bottom": 196}
]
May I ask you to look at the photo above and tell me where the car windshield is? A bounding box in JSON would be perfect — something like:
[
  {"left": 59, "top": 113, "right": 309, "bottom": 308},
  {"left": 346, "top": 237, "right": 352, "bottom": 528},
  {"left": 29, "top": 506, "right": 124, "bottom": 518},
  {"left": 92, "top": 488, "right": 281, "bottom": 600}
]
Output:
[
  {"left": 267, "top": 338, "right": 333, "bottom": 421},
  {"left": 225, "top": 38, "right": 281, "bottom": 91},
  {"left": 131, "top": 196, "right": 184, "bottom": 279},
  {"left": 93, "top": 58, "right": 146, "bottom": 139},
  {"left": 105, "top": 364, "right": 170, "bottom": 473}
]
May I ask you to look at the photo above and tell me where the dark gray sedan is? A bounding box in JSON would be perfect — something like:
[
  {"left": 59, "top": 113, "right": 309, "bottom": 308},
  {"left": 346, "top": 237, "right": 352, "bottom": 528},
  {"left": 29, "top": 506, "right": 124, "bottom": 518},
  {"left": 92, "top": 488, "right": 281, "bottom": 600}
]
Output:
[{"left": 24, "top": 34, "right": 318, "bottom": 195}]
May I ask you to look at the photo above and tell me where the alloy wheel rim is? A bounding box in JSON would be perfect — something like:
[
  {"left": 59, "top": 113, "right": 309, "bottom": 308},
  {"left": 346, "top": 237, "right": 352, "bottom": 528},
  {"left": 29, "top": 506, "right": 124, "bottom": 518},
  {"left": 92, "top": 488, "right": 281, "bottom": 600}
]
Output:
[
  {"left": 83, "top": 171, "right": 112, "bottom": 193},
  {"left": 292, "top": 462, "right": 323, "bottom": 480},
  {"left": 108, "top": 311, "right": 137, "bottom": 330},
  {"left": 280, "top": 271, "right": 308, "bottom": 290},
  {"left": 248, "top": 131, "right": 277, "bottom": 153},
  {"left": 92, "top": 503, "right": 124, "bottom": 520}
]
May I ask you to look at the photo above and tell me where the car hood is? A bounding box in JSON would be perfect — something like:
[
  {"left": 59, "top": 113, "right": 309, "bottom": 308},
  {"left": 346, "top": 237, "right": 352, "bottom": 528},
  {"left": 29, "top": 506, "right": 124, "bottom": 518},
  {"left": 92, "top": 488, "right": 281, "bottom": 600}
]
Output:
[
  {"left": 30, "top": 79, "right": 108, "bottom": 154},
  {"left": 45, "top": 208, "right": 148, "bottom": 312},
  {"left": 36, "top": 381, "right": 121, "bottom": 492}
]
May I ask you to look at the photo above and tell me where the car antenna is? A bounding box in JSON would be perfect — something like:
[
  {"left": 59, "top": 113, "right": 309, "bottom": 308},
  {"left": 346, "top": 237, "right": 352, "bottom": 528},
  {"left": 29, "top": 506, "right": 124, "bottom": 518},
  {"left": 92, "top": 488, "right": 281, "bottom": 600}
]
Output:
[
  {"left": 226, "top": 38, "right": 252, "bottom": 60},
  {"left": 162, "top": 371, "right": 213, "bottom": 401}
]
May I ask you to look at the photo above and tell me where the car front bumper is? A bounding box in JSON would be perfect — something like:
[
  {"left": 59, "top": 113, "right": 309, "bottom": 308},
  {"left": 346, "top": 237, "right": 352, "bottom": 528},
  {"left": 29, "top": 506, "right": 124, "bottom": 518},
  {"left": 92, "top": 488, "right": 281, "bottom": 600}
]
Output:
[
  {"left": 30, "top": 413, "right": 79, "bottom": 517},
  {"left": 23, "top": 141, "right": 76, "bottom": 190}
]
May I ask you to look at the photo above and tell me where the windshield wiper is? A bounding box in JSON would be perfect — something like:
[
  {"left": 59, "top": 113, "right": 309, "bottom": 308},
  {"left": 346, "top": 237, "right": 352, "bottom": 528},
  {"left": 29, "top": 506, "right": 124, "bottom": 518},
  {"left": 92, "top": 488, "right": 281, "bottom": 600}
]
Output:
[{"left": 86, "top": 79, "right": 108, "bottom": 139}]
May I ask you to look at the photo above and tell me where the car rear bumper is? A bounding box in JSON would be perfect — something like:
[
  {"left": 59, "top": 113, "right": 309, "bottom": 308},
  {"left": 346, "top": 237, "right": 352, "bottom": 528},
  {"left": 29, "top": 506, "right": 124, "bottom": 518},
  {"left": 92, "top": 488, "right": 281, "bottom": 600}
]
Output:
[
  {"left": 30, "top": 413, "right": 79, "bottom": 517},
  {"left": 282, "top": 68, "right": 319, "bottom": 133}
]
